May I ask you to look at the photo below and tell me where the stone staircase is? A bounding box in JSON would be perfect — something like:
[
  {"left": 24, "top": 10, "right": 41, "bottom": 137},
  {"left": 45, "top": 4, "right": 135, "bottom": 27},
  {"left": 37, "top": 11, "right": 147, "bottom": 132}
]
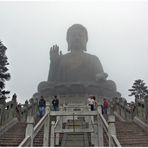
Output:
[
  {"left": 61, "top": 132, "right": 90, "bottom": 147},
  {"left": 33, "top": 127, "right": 44, "bottom": 146},
  {"left": 1, "top": 114, "right": 148, "bottom": 147},
  {"left": 0, "top": 116, "right": 46, "bottom": 147},
  {"left": 116, "top": 118, "right": 148, "bottom": 146},
  {"left": 0, "top": 122, "right": 27, "bottom": 146},
  {"left": 61, "top": 118, "right": 90, "bottom": 147}
]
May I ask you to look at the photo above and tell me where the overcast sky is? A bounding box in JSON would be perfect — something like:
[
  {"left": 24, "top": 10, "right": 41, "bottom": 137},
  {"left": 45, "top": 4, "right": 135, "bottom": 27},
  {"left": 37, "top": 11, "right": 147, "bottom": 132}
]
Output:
[{"left": 0, "top": 0, "right": 148, "bottom": 103}]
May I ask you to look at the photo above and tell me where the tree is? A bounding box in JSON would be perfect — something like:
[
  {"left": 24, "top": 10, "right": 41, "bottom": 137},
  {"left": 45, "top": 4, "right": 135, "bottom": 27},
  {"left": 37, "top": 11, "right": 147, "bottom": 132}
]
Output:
[
  {"left": 128, "top": 79, "right": 148, "bottom": 100},
  {"left": 0, "top": 41, "right": 11, "bottom": 99}
]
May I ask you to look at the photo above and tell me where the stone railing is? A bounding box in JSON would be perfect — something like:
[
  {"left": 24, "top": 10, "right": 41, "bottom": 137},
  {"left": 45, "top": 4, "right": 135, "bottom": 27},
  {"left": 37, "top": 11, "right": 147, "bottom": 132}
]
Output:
[
  {"left": 97, "top": 104, "right": 121, "bottom": 147},
  {"left": 111, "top": 97, "right": 134, "bottom": 121},
  {"left": 111, "top": 96, "right": 148, "bottom": 122},
  {"left": 135, "top": 97, "right": 148, "bottom": 121},
  {"left": 50, "top": 103, "right": 120, "bottom": 147},
  {"left": 0, "top": 97, "right": 17, "bottom": 126},
  {"left": 0, "top": 97, "right": 39, "bottom": 127},
  {"left": 19, "top": 102, "right": 50, "bottom": 147},
  {"left": 19, "top": 102, "right": 121, "bottom": 147},
  {"left": 19, "top": 98, "right": 39, "bottom": 122}
]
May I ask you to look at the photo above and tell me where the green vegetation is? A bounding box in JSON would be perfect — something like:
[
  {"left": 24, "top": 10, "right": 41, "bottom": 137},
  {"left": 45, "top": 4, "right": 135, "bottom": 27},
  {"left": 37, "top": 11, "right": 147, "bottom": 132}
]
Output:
[
  {"left": 129, "top": 79, "right": 148, "bottom": 100},
  {"left": 0, "top": 41, "right": 10, "bottom": 100}
]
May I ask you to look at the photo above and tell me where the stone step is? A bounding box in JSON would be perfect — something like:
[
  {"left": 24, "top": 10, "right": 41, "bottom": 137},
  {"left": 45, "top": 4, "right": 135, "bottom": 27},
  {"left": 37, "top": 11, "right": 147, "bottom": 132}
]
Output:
[
  {"left": 117, "top": 135, "right": 148, "bottom": 139},
  {"left": 2, "top": 135, "right": 25, "bottom": 138},
  {"left": 0, "top": 143, "right": 19, "bottom": 147},
  {"left": 117, "top": 131, "right": 146, "bottom": 135},
  {"left": 62, "top": 133, "right": 89, "bottom": 147},
  {"left": 116, "top": 127, "right": 144, "bottom": 131},
  {"left": 0, "top": 141, "right": 20, "bottom": 147},
  {"left": 116, "top": 125, "right": 143, "bottom": 129},
  {"left": 116, "top": 119, "right": 148, "bottom": 147},
  {"left": 0, "top": 122, "right": 27, "bottom": 146},
  {"left": 0, "top": 138, "right": 24, "bottom": 141},
  {"left": 0, "top": 116, "right": 42, "bottom": 147},
  {"left": 33, "top": 127, "right": 51, "bottom": 147},
  {"left": 120, "top": 142, "right": 148, "bottom": 146},
  {"left": 123, "top": 143, "right": 148, "bottom": 147}
]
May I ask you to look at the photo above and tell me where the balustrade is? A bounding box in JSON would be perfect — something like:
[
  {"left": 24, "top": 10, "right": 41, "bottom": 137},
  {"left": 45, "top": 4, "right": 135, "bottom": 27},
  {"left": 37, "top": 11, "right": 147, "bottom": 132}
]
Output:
[
  {"left": 19, "top": 101, "right": 50, "bottom": 147},
  {"left": 112, "top": 96, "right": 148, "bottom": 123},
  {"left": 1, "top": 96, "right": 122, "bottom": 147},
  {"left": 0, "top": 96, "right": 39, "bottom": 128},
  {"left": 0, "top": 98, "right": 17, "bottom": 126}
]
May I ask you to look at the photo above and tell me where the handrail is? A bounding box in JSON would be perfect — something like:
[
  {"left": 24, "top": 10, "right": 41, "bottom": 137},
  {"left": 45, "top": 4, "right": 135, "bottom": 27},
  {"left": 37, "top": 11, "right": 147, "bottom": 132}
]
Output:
[
  {"left": 64, "top": 105, "right": 87, "bottom": 108},
  {"left": 19, "top": 103, "right": 121, "bottom": 147},
  {"left": 97, "top": 109, "right": 121, "bottom": 147},
  {"left": 19, "top": 113, "right": 48, "bottom": 147},
  {"left": 33, "top": 113, "right": 48, "bottom": 138},
  {"left": 98, "top": 112, "right": 109, "bottom": 139},
  {"left": 54, "top": 118, "right": 60, "bottom": 128},
  {"left": 50, "top": 110, "right": 97, "bottom": 116},
  {"left": 19, "top": 136, "right": 31, "bottom": 147},
  {"left": 0, "top": 99, "right": 16, "bottom": 126},
  {"left": 111, "top": 135, "right": 121, "bottom": 147},
  {"left": 99, "top": 113, "right": 108, "bottom": 129}
]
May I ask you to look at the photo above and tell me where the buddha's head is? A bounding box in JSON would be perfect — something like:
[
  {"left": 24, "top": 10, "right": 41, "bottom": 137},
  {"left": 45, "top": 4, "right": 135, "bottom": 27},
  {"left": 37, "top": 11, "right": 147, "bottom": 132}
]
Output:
[{"left": 66, "top": 24, "right": 88, "bottom": 51}]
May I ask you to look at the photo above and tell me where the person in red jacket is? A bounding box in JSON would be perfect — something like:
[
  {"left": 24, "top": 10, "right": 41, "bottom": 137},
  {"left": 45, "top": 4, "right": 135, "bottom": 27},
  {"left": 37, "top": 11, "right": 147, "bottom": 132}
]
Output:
[{"left": 103, "top": 98, "right": 109, "bottom": 114}]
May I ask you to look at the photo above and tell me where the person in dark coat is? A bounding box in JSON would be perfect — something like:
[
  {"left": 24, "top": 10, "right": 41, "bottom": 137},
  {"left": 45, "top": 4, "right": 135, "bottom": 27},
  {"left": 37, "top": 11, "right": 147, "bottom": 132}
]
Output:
[
  {"left": 52, "top": 96, "right": 59, "bottom": 111},
  {"left": 38, "top": 96, "right": 46, "bottom": 117}
]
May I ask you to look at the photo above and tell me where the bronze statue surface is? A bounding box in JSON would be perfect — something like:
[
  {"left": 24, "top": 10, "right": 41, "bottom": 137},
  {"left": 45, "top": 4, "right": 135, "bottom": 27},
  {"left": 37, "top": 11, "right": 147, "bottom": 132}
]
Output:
[{"left": 34, "top": 24, "right": 121, "bottom": 98}]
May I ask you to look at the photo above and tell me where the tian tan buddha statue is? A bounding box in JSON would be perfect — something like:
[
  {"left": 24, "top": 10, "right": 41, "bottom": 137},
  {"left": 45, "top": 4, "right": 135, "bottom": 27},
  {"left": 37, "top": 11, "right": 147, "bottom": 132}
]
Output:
[{"left": 34, "top": 24, "right": 121, "bottom": 98}]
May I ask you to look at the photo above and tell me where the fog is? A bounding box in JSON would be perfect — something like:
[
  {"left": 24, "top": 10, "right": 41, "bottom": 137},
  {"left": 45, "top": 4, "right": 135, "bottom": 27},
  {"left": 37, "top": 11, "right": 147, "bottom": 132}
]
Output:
[{"left": 0, "top": 1, "right": 148, "bottom": 103}]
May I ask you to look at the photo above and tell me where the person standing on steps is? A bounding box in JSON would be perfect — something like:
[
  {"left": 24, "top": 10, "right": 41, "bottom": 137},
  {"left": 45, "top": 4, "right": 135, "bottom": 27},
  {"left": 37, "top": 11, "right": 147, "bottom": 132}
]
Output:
[
  {"left": 38, "top": 96, "right": 46, "bottom": 118},
  {"left": 87, "top": 96, "right": 95, "bottom": 111},
  {"left": 87, "top": 95, "right": 92, "bottom": 110},
  {"left": 52, "top": 95, "right": 59, "bottom": 111},
  {"left": 92, "top": 96, "right": 97, "bottom": 111},
  {"left": 103, "top": 98, "right": 109, "bottom": 115}
]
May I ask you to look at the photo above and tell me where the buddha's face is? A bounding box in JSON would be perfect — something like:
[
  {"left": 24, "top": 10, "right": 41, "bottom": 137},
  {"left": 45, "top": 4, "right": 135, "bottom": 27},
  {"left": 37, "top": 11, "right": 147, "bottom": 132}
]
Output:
[{"left": 67, "top": 24, "right": 88, "bottom": 51}]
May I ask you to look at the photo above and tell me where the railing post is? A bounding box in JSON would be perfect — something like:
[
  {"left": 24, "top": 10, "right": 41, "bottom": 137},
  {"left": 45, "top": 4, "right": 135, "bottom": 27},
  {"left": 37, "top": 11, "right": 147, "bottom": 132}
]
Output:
[
  {"left": 43, "top": 101, "right": 50, "bottom": 146},
  {"left": 55, "top": 116, "right": 60, "bottom": 146},
  {"left": 0, "top": 101, "right": 5, "bottom": 126},
  {"left": 108, "top": 115, "right": 116, "bottom": 147},
  {"left": 124, "top": 100, "right": 127, "bottom": 120},
  {"left": 24, "top": 100, "right": 29, "bottom": 121},
  {"left": 30, "top": 98, "right": 34, "bottom": 116},
  {"left": 134, "top": 98, "right": 138, "bottom": 117},
  {"left": 25, "top": 116, "right": 34, "bottom": 146},
  {"left": 91, "top": 116, "right": 95, "bottom": 146},
  {"left": 97, "top": 104, "right": 104, "bottom": 146},
  {"left": 93, "top": 115, "right": 99, "bottom": 147},
  {"left": 12, "top": 96, "right": 17, "bottom": 118},
  {"left": 144, "top": 96, "right": 148, "bottom": 120},
  {"left": 50, "top": 121, "right": 55, "bottom": 146},
  {"left": 35, "top": 98, "right": 39, "bottom": 116}
]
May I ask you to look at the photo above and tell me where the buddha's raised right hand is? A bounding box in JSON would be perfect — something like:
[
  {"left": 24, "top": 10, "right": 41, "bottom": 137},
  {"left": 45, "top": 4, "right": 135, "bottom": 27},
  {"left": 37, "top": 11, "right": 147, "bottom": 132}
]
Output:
[{"left": 49, "top": 44, "right": 60, "bottom": 61}]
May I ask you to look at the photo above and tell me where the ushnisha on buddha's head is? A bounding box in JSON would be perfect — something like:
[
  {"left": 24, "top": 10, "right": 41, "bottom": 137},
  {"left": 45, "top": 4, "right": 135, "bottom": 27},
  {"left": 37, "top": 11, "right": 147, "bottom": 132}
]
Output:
[{"left": 66, "top": 24, "right": 88, "bottom": 52}]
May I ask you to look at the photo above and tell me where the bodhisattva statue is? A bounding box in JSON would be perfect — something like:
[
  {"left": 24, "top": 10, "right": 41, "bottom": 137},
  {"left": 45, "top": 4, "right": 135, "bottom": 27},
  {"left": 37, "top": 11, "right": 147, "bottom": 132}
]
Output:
[{"left": 35, "top": 24, "right": 120, "bottom": 98}]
